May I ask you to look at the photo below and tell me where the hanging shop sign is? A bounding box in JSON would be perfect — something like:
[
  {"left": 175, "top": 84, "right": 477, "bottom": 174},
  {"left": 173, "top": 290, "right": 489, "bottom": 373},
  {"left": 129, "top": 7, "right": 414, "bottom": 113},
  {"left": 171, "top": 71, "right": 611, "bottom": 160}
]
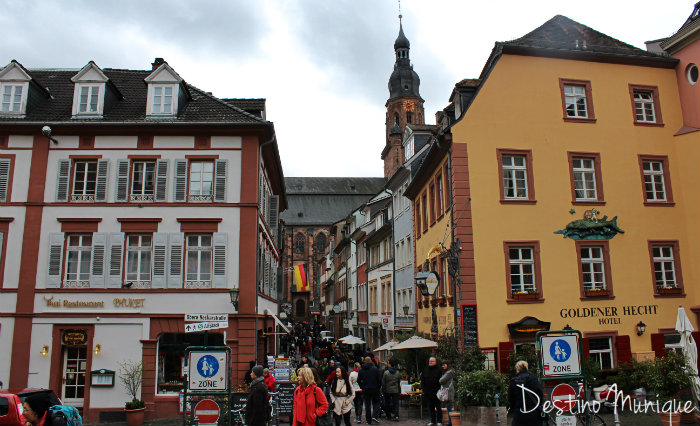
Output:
[{"left": 62, "top": 329, "right": 88, "bottom": 345}]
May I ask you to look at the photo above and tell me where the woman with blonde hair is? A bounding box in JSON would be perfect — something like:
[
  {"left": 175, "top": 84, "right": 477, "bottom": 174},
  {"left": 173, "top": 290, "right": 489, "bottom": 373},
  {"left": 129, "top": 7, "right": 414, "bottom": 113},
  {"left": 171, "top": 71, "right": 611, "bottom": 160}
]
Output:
[{"left": 294, "top": 367, "right": 329, "bottom": 426}]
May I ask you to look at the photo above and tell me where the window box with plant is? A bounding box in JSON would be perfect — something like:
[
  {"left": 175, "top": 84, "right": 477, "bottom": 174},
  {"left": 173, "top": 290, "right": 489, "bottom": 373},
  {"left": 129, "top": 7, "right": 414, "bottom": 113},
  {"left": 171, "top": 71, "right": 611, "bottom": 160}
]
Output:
[
  {"left": 584, "top": 288, "right": 610, "bottom": 297},
  {"left": 658, "top": 286, "right": 682, "bottom": 295},
  {"left": 512, "top": 290, "right": 539, "bottom": 300}
]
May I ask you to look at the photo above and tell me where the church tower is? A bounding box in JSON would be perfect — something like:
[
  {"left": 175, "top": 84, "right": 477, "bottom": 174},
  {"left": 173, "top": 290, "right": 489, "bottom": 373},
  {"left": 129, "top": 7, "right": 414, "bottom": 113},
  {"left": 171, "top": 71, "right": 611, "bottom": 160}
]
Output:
[{"left": 382, "top": 15, "right": 425, "bottom": 178}]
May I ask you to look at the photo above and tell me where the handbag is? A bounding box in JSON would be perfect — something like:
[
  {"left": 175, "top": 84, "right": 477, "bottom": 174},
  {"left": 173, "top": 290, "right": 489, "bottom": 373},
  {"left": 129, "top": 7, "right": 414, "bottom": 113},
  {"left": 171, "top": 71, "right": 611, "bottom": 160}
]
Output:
[
  {"left": 313, "top": 385, "right": 333, "bottom": 426},
  {"left": 437, "top": 386, "right": 449, "bottom": 402}
]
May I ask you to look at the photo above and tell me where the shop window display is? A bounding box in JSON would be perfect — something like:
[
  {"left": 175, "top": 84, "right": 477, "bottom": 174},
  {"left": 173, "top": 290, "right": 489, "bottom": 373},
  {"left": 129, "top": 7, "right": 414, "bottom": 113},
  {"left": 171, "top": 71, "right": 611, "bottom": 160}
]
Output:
[{"left": 156, "top": 332, "right": 224, "bottom": 393}]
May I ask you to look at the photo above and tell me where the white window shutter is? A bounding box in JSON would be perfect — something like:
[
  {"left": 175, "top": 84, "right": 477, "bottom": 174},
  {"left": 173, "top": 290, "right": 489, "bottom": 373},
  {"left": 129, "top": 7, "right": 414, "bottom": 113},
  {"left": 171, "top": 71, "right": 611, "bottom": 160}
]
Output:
[
  {"left": 115, "top": 159, "right": 130, "bottom": 202},
  {"left": 90, "top": 233, "right": 107, "bottom": 288},
  {"left": 107, "top": 233, "right": 124, "bottom": 288},
  {"left": 155, "top": 159, "right": 169, "bottom": 202},
  {"left": 268, "top": 194, "right": 279, "bottom": 243},
  {"left": 173, "top": 159, "right": 188, "bottom": 202},
  {"left": 264, "top": 252, "right": 270, "bottom": 293},
  {"left": 214, "top": 159, "right": 228, "bottom": 202},
  {"left": 46, "top": 232, "right": 64, "bottom": 288},
  {"left": 152, "top": 233, "right": 168, "bottom": 288},
  {"left": 95, "top": 159, "right": 109, "bottom": 202},
  {"left": 0, "top": 158, "right": 11, "bottom": 202},
  {"left": 168, "top": 232, "right": 184, "bottom": 288},
  {"left": 55, "top": 159, "right": 71, "bottom": 202},
  {"left": 213, "top": 232, "right": 227, "bottom": 288}
]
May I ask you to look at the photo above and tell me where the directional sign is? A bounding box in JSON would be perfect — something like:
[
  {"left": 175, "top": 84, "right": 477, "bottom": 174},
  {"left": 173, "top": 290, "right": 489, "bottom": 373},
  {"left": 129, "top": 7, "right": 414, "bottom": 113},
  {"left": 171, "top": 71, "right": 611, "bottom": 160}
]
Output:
[
  {"left": 186, "top": 314, "right": 228, "bottom": 322},
  {"left": 194, "top": 399, "right": 220, "bottom": 426},
  {"left": 188, "top": 351, "right": 227, "bottom": 391},
  {"left": 185, "top": 321, "right": 228, "bottom": 333},
  {"left": 551, "top": 383, "right": 578, "bottom": 411},
  {"left": 540, "top": 334, "right": 581, "bottom": 377}
]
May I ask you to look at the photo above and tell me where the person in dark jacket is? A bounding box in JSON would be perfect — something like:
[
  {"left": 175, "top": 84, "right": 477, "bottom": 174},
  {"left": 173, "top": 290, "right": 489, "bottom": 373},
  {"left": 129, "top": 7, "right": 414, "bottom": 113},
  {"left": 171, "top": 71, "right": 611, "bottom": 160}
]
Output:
[
  {"left": 246, "top": 366, "right": 270, "bottom": 426},
  {"left": 357, "top": 357, "right": 381, "bottom": 424},
  {"left": 421, "top": 357, "right": 442, "bottom": 426},
  {"left": 23, "top": 393, "right": 58, "bottom": 426},
  {"left": 381, "top": 360, "right": 401, "bottom": 421},
  {"left": 508, "top": 360, "right": 544, "bottom": 426},
  {"left": 244, "top": 360, "right": 256, "bottom": 384}
]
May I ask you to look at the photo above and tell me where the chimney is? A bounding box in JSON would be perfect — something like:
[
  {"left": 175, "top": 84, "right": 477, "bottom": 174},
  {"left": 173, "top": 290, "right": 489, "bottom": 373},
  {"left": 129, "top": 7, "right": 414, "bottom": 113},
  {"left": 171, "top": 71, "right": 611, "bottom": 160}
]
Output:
[{"left": 151, "top": 57, "right": 165, "bottom": 71}]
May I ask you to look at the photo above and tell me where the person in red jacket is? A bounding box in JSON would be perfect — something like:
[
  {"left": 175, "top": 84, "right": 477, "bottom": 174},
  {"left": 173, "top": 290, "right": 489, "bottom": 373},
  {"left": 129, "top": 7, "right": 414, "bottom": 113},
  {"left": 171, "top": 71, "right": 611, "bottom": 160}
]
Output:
[
  {"left": 294, "top": 367, "right": 329, "bottom": 426},
  {"left": 264, "top": 368, "right": 277, "bottom": 392}
]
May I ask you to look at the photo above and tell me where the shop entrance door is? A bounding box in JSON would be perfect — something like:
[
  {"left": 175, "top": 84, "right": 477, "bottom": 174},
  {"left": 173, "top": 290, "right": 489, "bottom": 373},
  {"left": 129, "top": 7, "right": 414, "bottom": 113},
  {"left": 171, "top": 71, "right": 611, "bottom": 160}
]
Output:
[{"left": 62, "top": 346, "right": 87, "bottom": 407}]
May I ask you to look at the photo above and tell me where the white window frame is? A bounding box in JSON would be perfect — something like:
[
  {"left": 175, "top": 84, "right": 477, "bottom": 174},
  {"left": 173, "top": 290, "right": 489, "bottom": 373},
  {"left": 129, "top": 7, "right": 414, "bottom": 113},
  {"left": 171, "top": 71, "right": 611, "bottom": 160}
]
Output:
[
  {"left": 633, "top": 90, "right": 656, "bottom": 123},
  {"left": 131, "top": 161, "right": 156, "bottom": 202},
  {"left": 185, "top": 234, "right": 213, "bottom": 288},
  {"left": 147, "top": 84, "right": 178, "bottom": 116},
  {"left": 564, "top": 85, "right": 588, "bottom": 118},
  {"left": 642, "top": 160, "right": 666, "bottom": 202},
  {"left": 572, "top": 158, "right": 597, "bottom": 201},
  {"left": 508, "top": 247, "right": 535, "bottom": 294},
  {"left": 72, "top": 160, "right": 98, "bottom": 202},
  {"left": 502, "top": 155, "right": 528, "bottom": 199},
  {"left": 72, "top": 83, "right": 104, "bottom": 116},
  {"left": 1, "top": 83, "right": 25, "bottom": 114},
  {"left": 664, "top": 333, "right": 684, "bottom": 355},
  {"left": 188, "top": 161, "right": 214, "bottom": 202},
  {"left": 125, "top": 234, "right": 153, "bottom": 288},
  {"left": 652, "top": 245, "right": 677, "bottom": 289},
  {"left": 64, "top": 234, "right": 92, "bottom": 288},
  {"left": 580, "top": 246, "right": 606, "bottom": 291},
  {"left": 588, "top": 337, "right": 613, "bottom": 370},
  {"left": 152, "top": 86, "right": 173, "bottom": 114}
]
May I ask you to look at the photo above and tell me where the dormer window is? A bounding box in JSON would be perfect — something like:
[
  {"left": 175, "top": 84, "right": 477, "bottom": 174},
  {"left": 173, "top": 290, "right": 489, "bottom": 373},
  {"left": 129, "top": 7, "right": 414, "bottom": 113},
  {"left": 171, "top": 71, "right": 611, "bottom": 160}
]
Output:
[
  {"left": 78, "top": 85, "right": 101, "bottom": 114},
  {"left": 145, "top": 60, "right": 183, "bottom": 118},
  {"left": 1, "top": 84, "right": 23, "bottom": 113},
  {"left": 0, "top": 61, "right": 31, "bottom": 116},
  {"left": 71, "top": 62, "right": 109, "bottom": 118},
  {"left": 151, "top": 85, "right": 174, "bottom": 114}
]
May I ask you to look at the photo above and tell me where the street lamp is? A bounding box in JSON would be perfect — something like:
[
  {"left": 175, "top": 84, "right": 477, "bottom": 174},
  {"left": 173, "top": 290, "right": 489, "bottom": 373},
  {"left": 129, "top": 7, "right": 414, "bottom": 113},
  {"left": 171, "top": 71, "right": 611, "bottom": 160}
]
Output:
[
  {"left": 229, "top": 288, "right": 240, "bottom": 310},
  {"left": 415, "top": 271, "right": 440, "bottom": 334}
]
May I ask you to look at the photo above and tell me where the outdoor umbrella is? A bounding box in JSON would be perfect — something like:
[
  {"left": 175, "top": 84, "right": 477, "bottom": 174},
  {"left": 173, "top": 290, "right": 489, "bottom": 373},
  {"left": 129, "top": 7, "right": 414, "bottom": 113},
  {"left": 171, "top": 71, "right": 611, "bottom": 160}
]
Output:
[
  {"left": 675, "top": 305, "right": 700, "bottom": 407},
  {"left": 337, "top": 334, "right": 355, "bottom": 343},
  {"left": 343, "top": 336, "right": 367, "bottom": 345},
  {"left": 390, "top": 336, "right": 438, "bottom": 377},
  {"left": 375, "top": 340, "right": 398, "bottom": 352}
]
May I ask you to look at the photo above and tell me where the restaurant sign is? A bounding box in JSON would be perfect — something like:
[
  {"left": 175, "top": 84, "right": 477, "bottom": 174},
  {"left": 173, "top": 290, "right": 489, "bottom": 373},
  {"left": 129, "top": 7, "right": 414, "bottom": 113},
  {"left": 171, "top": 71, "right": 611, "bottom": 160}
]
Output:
[
  {"left": 560, "top": 304, "right": 658, "bottom": 325},
  {"left": 62, "top": 329, "right": 88, "bottom": 345}
]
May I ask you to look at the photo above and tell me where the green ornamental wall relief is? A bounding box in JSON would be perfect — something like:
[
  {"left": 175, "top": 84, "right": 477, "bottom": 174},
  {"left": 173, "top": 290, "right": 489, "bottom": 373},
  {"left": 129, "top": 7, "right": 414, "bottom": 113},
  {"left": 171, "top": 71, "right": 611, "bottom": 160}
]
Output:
[{"left": 554, "top": 209, "right": 625, "bottom": 240}]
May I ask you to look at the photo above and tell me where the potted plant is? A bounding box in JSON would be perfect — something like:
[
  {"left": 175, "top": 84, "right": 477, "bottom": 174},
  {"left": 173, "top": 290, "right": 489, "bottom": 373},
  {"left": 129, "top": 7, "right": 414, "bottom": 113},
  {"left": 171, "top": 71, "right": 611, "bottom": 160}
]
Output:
[
  {"left": 658, "top": 286, "right": 682, "bottom": 295},
  {"left": 584, "top": 288, "right": 610, "bottom": 297},
  {"left": 119, "top": 359, "right": 145, "bottom": 426},
  {"left": 645, "top": 351, "right": 691, "bottom": 426},
  {"left": 455, "top": 370, "right": 508, "bottom": 426},
  {"left": 512, "top": 290, "right": 538, "bottom": 300}
]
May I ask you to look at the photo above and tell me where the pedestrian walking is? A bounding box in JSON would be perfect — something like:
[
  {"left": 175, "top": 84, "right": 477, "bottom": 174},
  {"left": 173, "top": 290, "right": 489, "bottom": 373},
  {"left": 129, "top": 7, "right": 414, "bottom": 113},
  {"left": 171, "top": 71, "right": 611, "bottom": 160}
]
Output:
[
  {"left": 381, "top": 360, "right": 400, "bottom": 421},
  {"left": 330, "top": 366, "right": 355, "bottom": 426},
  {"left": 421, "top": 357, "right": 442, "bottom": 426},
  {"left": 246, "top": 366, "right": 271, "bottom": 426},
  {"left": 349, "top": 362, "right": 363, "bottom": 423},
  {"left": 508, "top": 360, "right": 544, "bottom": 426},
  {"left": 294, "top": 367, "right": 329, "bottom": 426},
  {"left": 438, "top": 361, "right": 455, "bottom": 425},
  {"left": 264, "top": 368, "right": 277, "bottom": 392},
  {"left": 357, "top": 356, "right": 381, "bottom": 424}
]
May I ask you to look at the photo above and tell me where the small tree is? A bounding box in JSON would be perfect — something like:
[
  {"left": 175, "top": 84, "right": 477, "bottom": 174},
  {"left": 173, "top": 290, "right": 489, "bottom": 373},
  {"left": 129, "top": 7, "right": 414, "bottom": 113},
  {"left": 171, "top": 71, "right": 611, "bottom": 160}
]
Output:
[
  {"left": 506, "top": 344, "right": 538, "bottom": 378},
  {"left": 119, "top": 360, "right": 145, "bottom": 409}
]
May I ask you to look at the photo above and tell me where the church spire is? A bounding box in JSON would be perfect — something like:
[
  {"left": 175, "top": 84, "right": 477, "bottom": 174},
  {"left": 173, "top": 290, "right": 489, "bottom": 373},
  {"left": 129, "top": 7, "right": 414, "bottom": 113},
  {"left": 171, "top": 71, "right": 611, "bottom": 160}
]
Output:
[{"left": 388, "top": 15, "right": 421, "bottom": 100}]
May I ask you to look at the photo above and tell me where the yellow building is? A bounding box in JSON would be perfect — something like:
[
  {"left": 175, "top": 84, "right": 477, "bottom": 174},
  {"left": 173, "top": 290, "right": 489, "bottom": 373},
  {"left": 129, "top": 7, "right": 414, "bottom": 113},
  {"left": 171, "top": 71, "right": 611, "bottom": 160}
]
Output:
[{"left": 409, "top": 15, "right": 699, "bottom": 372}]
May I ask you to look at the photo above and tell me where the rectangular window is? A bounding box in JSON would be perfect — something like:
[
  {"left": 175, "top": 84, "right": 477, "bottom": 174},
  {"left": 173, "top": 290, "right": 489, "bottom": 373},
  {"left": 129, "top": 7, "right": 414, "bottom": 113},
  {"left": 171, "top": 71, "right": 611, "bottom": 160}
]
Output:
[
  {"left": 649, "top": 241, "right": 683, "bottom": 294},
  {"left": 436, "top": 174, "right": 444, "bottom": 217},
  {"left": 188, "top": 161, "right": 213, "bottom": 201},
  {"left": 131, "top": 161, "right": 156, "bottom": 201},
  {"left": 78, "top": 86, "right": 100, "bottom": 114},
  {"left": 559, "top": 79, "right": 595, "bottom": 122},
  {"left": 639, "top": 156, "right": 673, "bottom": 205},
  {"left": 415, "top": 199, "right": 422, "bottom": 236},
  {"left": 157, "top": 332, "right": 224, "bottom": 394},
  {"left": 429, "top": 183, "right": 436, "bottom": 225},
  {"left": 629, "top": 85, "right": 662, "bottom": 125},
  {"left": 581, "top": 246, "right": 605, "bottom": 291},
  {"left": 498, "top": 149, "right": 535, "bottom": 203},
  {"left": 421, "top": 193, "right": 428, "bottom": 234},
  {"left": 1, "top": 84, "right": 23, "bottom": 113},
  {"left": 589, "top": 337, "right": 613, "bottom": 370},
  {"left": 125, "top": 234, "right": 152, "bottom": 288},
  {"left": 664, "top": 333, "right": 684, "bottom": 355},
  {"left": 152, "top": 86, "right": 173, "bottom": 114},
  {"left": 509, "top": 247, "right": 535, "bottom": 294},
  {"left": 568, "top": 153, "right": 604, "bottom": 203},
  {"left": 185, "top": 234, "right": 212, "bottom": 288},
  {"left": 72, "top": 161, "right": 98, "bottom": 202},
  {"left": 64, "top": 234, "right": 92, "bottom": 288},
  {"left": 482, "top": 349, "right": 497, "bottom": 371}
]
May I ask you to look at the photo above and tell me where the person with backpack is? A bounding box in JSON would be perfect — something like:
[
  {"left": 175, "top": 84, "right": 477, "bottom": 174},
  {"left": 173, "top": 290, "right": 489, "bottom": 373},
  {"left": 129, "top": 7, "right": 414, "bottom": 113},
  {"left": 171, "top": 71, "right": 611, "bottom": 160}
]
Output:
[
  {"left": 246, "top": 366, "right": 271, "bottom": 426},
  {"left": 507, "top": 360, "right": 544, "bottom": 426},
  {"left": 381, "top": 360, "right": 400, "bottom": 421},
  {"left": 22, "top": 393, "right": 82, "bottom": 426}
]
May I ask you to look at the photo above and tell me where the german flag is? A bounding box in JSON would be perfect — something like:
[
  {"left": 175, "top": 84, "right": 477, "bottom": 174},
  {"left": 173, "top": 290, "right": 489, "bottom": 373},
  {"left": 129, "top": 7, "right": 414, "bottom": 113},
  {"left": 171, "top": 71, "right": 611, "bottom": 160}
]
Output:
[{"left": 294, "top": 264, "right": 309, "bottom": 292}]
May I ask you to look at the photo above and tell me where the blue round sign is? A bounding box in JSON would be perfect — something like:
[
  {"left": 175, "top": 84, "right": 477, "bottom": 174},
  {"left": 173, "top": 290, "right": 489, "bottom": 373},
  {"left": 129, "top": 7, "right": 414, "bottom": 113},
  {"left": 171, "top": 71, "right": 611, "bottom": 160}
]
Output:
[
  {"left": 549, "top": 339, "right": 572, "bottom": 363},
  {"left": 197, "top": 355, "right": 219, "bottom": 378}
]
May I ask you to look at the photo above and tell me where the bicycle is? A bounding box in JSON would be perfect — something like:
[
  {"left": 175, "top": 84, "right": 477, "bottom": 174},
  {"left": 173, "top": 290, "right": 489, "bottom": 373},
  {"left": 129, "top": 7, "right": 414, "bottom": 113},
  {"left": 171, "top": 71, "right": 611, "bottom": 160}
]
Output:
[
  {"left": 544, "top": 381, "right": 606, "bottom": 426},
  {"left": 232, "top": 408, "right": 246, "bottom": 426}
]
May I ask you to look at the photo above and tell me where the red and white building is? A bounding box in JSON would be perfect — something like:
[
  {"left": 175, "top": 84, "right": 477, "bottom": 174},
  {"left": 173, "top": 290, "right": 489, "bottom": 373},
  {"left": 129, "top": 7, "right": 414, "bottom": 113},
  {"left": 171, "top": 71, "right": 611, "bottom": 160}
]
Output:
[{"left": 0, "top": 58, "right": 286, "bottom": 421}]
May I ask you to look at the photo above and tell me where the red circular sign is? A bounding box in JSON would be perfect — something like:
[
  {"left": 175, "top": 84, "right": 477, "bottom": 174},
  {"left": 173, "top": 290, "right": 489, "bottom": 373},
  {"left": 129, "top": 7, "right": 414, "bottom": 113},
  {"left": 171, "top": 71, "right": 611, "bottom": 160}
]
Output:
[
  {"left": 551, "top": 383, "right": 578, "bottom": 411},
  {"left": 194, "top": 399, "right": 220, "bottom": 425}
]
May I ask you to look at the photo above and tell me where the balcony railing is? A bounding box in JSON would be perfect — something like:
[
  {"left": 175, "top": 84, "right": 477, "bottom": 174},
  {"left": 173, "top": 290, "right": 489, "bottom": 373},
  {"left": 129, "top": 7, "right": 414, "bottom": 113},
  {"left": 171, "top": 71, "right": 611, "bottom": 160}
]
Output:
[
  {"left": 63, "top": 280, "right": 90, "bottom": 288},
  {"left": 130, "top": 194, "right": 154, "bottom": 202},
  {"left": 71, "top": 194, "right": 95, "bottom": 202},
  {"left": 185, "top": 280, "right": 212, "bottom": 289}
]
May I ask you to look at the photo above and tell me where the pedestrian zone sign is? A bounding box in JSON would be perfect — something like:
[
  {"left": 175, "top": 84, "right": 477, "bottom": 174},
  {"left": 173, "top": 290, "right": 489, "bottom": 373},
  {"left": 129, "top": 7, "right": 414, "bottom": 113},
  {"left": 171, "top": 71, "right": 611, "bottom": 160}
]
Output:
[
  {"left": 188, "top": 351, "right": 227, "bottom": 391},
  {"left": 540, "top": 334, "right": 581, "bottom": 377}
]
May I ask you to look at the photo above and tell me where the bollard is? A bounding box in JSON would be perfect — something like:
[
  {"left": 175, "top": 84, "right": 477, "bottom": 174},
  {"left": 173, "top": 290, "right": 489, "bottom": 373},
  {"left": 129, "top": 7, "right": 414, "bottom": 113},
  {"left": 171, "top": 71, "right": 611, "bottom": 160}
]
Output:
[{"left": 494, "top": 394, "right": 501, "bottom": 424}]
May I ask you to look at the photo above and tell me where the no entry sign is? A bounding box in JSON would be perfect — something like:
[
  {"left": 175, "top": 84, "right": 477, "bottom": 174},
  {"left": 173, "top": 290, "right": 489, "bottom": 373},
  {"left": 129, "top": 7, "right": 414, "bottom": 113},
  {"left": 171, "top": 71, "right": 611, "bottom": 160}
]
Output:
[
  {"left": 194, "top": 399, "right": 220, "bottom": 426},
  {"left": 551, "top": 383, "right": 578, "bottom": 412}
]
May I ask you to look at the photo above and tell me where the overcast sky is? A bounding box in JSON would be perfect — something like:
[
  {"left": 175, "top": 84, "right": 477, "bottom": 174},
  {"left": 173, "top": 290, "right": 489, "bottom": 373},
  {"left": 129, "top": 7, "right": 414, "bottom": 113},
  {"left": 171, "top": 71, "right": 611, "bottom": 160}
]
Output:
[{"left": 1, "top": 0, "right": 692, "bottom": 177}]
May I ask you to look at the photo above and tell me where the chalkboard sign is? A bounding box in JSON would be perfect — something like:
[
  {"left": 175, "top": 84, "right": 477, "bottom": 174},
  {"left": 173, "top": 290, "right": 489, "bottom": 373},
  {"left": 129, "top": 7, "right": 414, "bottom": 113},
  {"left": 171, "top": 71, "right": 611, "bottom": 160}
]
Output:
[
  {"left": 230, "top": 392, "right": 248, "bottom": 426},
  {"left": 277, "top": 382, "right": 296, "bottom": 418},
  {"left": 462, "top": 304, "right": 478, "bottom": 349}
]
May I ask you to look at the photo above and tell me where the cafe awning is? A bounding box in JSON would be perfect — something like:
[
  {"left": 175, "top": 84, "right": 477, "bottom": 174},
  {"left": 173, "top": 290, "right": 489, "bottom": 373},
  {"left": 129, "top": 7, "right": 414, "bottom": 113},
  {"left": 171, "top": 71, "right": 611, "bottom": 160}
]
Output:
[{"left": 264, "top": 309, "right": 292, "bottom": 334}]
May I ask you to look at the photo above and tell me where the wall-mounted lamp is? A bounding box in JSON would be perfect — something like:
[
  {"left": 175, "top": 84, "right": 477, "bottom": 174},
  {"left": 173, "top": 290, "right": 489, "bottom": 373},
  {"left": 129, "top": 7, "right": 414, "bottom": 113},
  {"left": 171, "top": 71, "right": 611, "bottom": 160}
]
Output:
[
  {"left": 41, "top": 126, "right": 59, "bottom": 145},
  {"left": 94, "top": 344, "right": 102, "bottom": 355},
  {"left": 229, "top": 288, "right": 240, "bottom": 310},
  {"left": 40, "top": 345, "right": 49, "bottom": 356},
  {"left": 636, "top": 321, "right": 647, "bottom": 336}
]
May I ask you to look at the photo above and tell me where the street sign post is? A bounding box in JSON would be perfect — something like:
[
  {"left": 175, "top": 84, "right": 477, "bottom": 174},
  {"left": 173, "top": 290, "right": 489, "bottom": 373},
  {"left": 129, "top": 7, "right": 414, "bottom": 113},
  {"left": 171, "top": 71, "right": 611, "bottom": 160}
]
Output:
[
  {"left": 194, "top": 399, "right": 220, "bottom": 426},
  {"left": 188, "top": 351, "right": 228, "bottom": 391},
  {"left": 551, "top": 383, "right": 578, "bottom": 412},
  {"left": 540, "top": 334, "right": 581, "bottom": 378},
  {"left": 185, "top": 321, "right": 228, "bottom": 333},
  {"left": 185, "top": 314, "right": 228, "bottom": 322},
  {"left": 183, "top": 346, "right": 231, "bottom": 426}
]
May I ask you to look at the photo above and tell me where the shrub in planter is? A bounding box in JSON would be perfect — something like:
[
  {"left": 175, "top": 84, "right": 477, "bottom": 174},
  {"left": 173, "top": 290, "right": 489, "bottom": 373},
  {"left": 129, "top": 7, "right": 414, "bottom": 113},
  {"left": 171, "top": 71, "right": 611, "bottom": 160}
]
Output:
[
  {"left": 125, "top": 399, "right": 145, "bottom": 410},
  {"left": 456, "top": 370, "right": 508, "bottom": 408},
  {"left": 645, "top": 351, "right": 691, "bottom": 403}
]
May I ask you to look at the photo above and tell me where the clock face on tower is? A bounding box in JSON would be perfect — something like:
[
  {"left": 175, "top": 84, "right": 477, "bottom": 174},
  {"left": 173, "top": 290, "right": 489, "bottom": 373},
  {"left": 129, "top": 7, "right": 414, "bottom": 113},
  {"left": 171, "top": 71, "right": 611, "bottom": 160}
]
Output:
[{"left": 402, "top": 100, "right": 415, "bottom": 112}]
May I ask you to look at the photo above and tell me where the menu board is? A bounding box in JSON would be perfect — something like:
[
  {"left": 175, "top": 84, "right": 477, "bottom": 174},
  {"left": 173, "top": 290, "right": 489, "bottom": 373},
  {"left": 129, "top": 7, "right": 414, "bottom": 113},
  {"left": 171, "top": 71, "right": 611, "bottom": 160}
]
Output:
[
  {"left": 462, "top": 304, "right": 478, "bottom": 349},
  {"left": 230, "top": 393, "right": 248, "bottom": 426},
  {"left": 277, "top": 382, "right": 296, "bottom": 418}
]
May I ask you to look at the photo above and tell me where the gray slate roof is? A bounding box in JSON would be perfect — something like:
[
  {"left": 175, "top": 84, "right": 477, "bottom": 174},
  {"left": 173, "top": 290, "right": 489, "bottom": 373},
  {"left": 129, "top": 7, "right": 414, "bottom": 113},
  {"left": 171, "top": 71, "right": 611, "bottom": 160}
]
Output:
[
  {"left": 1, "top": 65, "right": 265, "bottom": 124},
  {"left": 281, "top": 177, "right": 386, "bottom": 225}
]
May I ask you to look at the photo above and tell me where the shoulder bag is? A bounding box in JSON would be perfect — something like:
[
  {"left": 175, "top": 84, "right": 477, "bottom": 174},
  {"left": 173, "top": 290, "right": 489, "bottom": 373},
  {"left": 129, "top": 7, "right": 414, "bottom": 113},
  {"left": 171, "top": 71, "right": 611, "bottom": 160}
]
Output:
[{"left": 313, "top": 385, "right": 333, "bottom": 426}]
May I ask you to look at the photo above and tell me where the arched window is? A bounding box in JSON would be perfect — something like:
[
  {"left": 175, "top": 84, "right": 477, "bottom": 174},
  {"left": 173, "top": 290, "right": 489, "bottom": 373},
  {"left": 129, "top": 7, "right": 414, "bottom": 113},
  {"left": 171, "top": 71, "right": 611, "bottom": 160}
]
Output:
[
  {"left": 394, "top": 113, "right": 400, "bottom": 126},
  {"left": 296, "top": 299, "right": 306, "bottom": 317},
  {"left": 406, "top": 112, "right": 413, "bottom": 124},
  {"left": 315, "top": 233, "right": 327, "bottom": 252},
  {"left": 294, "top": 233, "right": 305, "bottom": 254}
]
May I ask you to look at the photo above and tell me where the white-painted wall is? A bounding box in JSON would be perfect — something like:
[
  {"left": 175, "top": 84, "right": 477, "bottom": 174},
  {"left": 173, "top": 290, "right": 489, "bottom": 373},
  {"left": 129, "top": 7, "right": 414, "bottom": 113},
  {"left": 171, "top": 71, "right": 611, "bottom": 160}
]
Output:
[
  {"left": 2, "top": 206, "right": 25, "bottom": 288},
  {"left": 0, "top": 317, "right": 14, "bottom": 387},
  {"left": 3, "top": 149, "right": 32, "bottom": 203}
]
